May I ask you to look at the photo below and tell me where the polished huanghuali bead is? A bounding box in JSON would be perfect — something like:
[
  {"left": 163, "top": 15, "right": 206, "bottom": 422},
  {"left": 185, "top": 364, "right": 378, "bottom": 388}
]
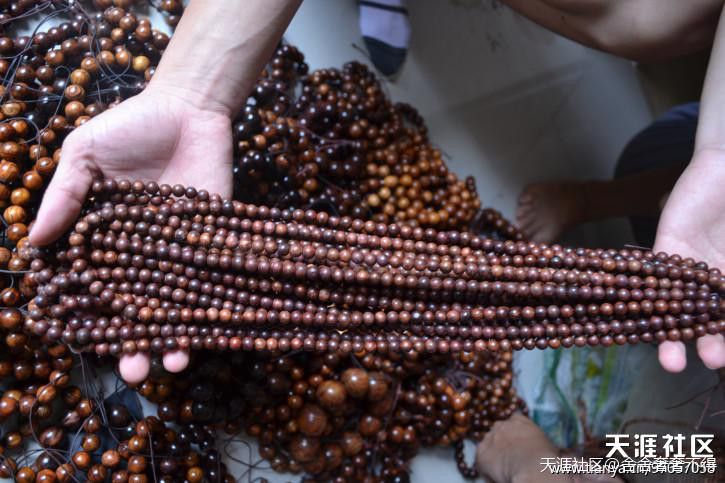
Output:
[{"left": 22, "top": 179, "right": 725, "bottom": 358}]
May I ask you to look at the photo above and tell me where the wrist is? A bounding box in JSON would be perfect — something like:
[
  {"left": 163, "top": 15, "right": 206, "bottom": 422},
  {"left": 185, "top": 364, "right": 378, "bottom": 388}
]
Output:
[{"left": 145, "top": 77, "right": 234, "bottom": 118}]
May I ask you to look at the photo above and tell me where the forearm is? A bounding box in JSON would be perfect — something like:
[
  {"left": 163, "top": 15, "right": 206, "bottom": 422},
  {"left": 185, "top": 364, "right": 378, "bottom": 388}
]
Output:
[
  {"left": 149, "top": 0, "right": 302, "bottom": 116},
  {"left": 694, "top": 4, "right": 725, "bottom": 153},
  {"left": 502, "top": 0, "right": 719, "bottom": 61}
]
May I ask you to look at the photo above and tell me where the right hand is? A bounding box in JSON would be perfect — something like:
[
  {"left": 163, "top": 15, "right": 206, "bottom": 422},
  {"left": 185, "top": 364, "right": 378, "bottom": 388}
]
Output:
[
  {"left": 653, "top": 150, "right": 725, "bottom": 373},
  {"left": 30, "top": 84, "right": 234, "bottom": 384}
]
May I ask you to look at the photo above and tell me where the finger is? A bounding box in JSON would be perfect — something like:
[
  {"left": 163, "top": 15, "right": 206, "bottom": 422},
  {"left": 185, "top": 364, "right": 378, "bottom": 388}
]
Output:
[
  {"left": 29, "top": 134, "right": 94, "bottom": 246},
  {"left": 162, "top": 349, "right": 190, "bottom": 373},
  {"left": 696, "top": 334, "right": 725, "bottom": 369},
  {"left": 119, "top": 352, "right": 150, "bottom": 384},
  {"left": 658, "top": 341, "right": 687, "bottom": 373}
]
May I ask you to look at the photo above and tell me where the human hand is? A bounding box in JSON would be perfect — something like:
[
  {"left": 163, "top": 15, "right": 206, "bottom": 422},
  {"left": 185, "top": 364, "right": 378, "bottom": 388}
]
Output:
[
  {"left": 654, "top": 149, "right": 725, "bottom": 373},
  {"left": 476, "top": 412, "right": 566, "bottom": 483},
  {"left": 29, "top": 84, "right": 233, "bottom": 384}
]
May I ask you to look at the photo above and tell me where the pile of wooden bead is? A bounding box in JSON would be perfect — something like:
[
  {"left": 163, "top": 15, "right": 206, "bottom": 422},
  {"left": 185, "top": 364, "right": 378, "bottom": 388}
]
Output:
[
  {"left": 0, "top": 2, "right": 523, "bottom": 478},
  {"left": 23, "top": 179, "right": 725, "bottom": 357},
  {"left": 0, "top": 0, "right": 174, "bottom": 314},
  {"left": 3, "top": 1, "right": 706, "bottom": 481},
  {"left": 134, "top": 344, "right": 523, "bottom": 481},
  {"left": 232, "top": 46, "right": 487, "bottom": 231},
  {"left": 0, "top": 300, "right": 240, "bottom": 482}
]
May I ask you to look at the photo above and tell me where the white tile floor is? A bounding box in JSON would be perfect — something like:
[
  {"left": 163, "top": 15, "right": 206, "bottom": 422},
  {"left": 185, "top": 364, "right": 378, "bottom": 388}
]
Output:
[{"left": 224, "top": 1, "right": 655, "bottom": 481}]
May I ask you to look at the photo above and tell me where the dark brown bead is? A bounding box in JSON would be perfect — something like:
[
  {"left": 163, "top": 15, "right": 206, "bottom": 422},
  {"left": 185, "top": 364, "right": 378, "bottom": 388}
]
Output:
[
  {"left": 36, "top": 469, "right": 56, "bottom": 482},
  {"left": 316, "top": 380, "right": 346, "bottom": 408},
  {"left": 341, "top": 368, "right": 369, "bottom": 398},
  {"left": 56, "top": 464, "right": 75, "bottom": 482},
  {"left": 298, "top": 404, "right": 328, "bottom": 437},
  {"left": 290, "top": 435, "right": 320, "bottom": 462},
  {"left": 366, "top": 372, "right": 388, "bottom": 401},
  {"left": 39, "top": 426, "right": 64, "bottom": 447},
  {"left": 88, "top": 464, "right": 107, "bottom": 482}
]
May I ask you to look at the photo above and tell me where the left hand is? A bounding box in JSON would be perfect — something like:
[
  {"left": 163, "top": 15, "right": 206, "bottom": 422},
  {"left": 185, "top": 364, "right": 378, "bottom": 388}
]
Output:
[
  {"left": 30, "top": 84, "right": 233, "bottom": 384},
  {"left": 654, "top": 149, "right": 725, "bottom": 373}
]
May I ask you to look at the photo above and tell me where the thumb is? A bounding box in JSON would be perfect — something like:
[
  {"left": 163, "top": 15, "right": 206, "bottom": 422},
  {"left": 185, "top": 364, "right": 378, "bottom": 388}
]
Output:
[{"left": 29, "top": 134, "right": 95, "bottom": 246}]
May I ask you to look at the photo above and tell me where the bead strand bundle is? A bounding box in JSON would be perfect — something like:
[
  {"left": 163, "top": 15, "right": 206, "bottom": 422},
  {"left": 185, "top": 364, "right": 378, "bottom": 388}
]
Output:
[
  {"left": 2, "top": 2, "right": 718, "bottom": 481},
  {"left": 0, "top": 2, "right": 526, "bottom": 480},
  {"left": 23, "top": 179, "right": 725, "bottom": 358}
]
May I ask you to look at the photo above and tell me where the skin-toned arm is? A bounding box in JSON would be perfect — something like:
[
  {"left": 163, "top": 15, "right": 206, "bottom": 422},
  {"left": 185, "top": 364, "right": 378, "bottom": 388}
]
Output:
[
  {"left": 504, "top": 0, "right": 725, "bottom": 371},
  {"left": 654, "top": 4, "right": 725, "bottom": 373},
  {"left": 502, "top": 0, "right": 721, "bottom": 61},
  {"left": 150, "top": 0, "right": 301, "bottom": 117},
  {"left": 29, "top": 0, "right": 302, "bottom": 383}
]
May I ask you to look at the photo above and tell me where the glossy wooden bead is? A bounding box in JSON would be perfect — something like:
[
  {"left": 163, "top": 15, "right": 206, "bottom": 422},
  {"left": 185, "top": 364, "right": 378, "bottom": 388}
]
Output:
[
  {"left": 87, "top": 464, "right": 107, "bottom": 482},
  {"left": 70, "top": 68, "right": 91, "bottom": 87},
  {"left": 36, "top": 469, "right": 56, "bottom": 482},
  {"left": 22, "top": 170, "right": 43, "bottom": 190},
  {"left": 186, "top": 467, "right": 203, "bottom": 482},
  {"left": 56, "top": 464, "right": 75, "bottom": 482},
  {"left": 290, "top": 435, "right": 320, "bottom": 463},
  {"left": 298, "top": 404, "right": 327, "bottom": 437},
  {"left": 10, "top": 187, "right": 30, "bottom": 206},
  {"left": 342, "top": 368, "right": 369, "bottom": 398},
  {"left": 0, "top": 160, "right": 19, "bottom": 182},
  {"left": 72, "top": 451, "right": 91, "bottom": 469},
  {"left": 316, "top": 380, "right": 346, "bottom": 408},
  {"left": 127, "top": 455, "right": 146, "bottom": 473}
]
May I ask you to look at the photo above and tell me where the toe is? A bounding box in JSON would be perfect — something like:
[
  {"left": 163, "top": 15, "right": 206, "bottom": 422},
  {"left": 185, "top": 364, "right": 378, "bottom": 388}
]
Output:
[
  {"left": 530, "top": 226, "right": 556, "bottom": 244},
  {"left": 516, "top": 209, "right": 534, "bottom": 229},
  {"left": 518, "top": 185, "right": 538, "bottom": 205},
  {"left": 119, "top": 352, "right": 150, "bottom": 384},
  {"left": 697, "top": 334, "right": 725, "bottom": 369},
  {"left": 658, "top": 341, "right": 687, "bottom": 373},
  {"left": 163, "top": 349, "right": 190, "bottom": 373},
  {"left": 521, "top": 219, "right": 545, "bottom": 242},
  {"left": 516, "top": 201, "right": 534, "bottom": 220}
]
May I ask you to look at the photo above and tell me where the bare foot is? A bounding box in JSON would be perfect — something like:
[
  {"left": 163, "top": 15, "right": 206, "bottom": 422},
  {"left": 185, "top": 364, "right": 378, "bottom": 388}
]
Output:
[
  {"left": 476, "top": 413, "right": 564, "bottom": 483},
  {"left": 516, "top": 182, "right": 587, "bottom": 243}
]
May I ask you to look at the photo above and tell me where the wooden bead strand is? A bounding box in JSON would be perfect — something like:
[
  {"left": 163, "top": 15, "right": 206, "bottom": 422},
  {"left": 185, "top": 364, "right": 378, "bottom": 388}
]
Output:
[{"left": 22, "top": 180, "right": 725, "bottom": 358}]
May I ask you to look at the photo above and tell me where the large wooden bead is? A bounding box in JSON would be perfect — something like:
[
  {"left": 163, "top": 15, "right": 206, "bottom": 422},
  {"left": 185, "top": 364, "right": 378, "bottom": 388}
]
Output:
[
  {"left": 341, "top": 368, "right": 369, "bottom": 398},
  {"left": 316, "top": 380, "right": 346, "bottom": 408},
  {"left": 290, "top": 435, "right": 320, "bottom": 463},
  {"left": 298, "top": 404, "right": 327, "bottom": 437}
]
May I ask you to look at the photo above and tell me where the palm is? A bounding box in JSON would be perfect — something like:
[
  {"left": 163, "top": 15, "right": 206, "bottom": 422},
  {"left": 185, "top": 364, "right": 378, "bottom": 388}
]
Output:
[
  {"left": 67, "top": 90, "right": 232, "bottom": 196},
  {"left": 30, "top": 88, "right": 236, "bottom": 383},
  {"left": 31, "top": 89, "right": 233, "bottom": 247},
  {"left": 655, "top": 154, "right": 725, "bottom": 268},
  {"left": 654, "top": 151, "right": 725, "bottom": 372}
]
